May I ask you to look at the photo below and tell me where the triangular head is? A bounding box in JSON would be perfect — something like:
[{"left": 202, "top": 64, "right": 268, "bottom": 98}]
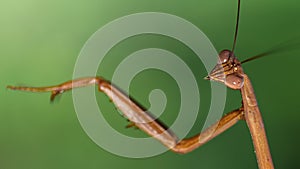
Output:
[{"left": 205, "top": 50, "right": 245, "bottom": 90}]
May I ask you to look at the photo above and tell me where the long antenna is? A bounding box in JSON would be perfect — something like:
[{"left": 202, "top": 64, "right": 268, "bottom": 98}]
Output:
[
  {"left": 231, "top": 0, "right": 241, "bottom": 53},
  {"left": 242, "top": 36, "right": 300, "bottom": 64},
  {"left": 241, "top": 52, "right": 269, "bottom": 64}
]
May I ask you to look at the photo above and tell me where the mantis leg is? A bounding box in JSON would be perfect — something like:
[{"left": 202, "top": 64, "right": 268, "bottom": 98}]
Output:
[{"left": 7, "top": 77, "right": 244, "bottom": 154}]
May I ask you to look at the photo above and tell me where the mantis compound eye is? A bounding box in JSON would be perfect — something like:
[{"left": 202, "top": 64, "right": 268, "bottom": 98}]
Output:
[
  {"left": 225, "top": 74, "right": 244, "bottom": 89},
  {"left": 218, "top": 50, "right": 232, "bottom": 64}
]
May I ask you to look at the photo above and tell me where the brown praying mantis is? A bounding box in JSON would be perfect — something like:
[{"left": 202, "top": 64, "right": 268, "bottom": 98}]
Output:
[{"left": 7, "top": 0, "right": 276, "bottom": 168}]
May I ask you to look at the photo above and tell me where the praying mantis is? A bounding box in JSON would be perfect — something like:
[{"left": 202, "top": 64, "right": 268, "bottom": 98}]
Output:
[{"left": 7, "top": 0, "right": 277, "bottom": 168}]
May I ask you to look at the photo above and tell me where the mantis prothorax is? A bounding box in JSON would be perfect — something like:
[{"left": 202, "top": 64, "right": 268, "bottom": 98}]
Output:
[{"left": 7, "top": 0, "right": 275, "bottom": 168}]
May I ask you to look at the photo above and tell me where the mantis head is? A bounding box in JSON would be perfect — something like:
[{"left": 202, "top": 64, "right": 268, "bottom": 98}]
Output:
[{"left": 205, "top": 50, "right": 245, "bottom": 90}]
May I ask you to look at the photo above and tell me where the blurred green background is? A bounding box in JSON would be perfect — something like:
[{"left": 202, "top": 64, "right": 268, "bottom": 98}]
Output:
[{"left": 1, "top": 0, "right": 300, "bottom": 169}]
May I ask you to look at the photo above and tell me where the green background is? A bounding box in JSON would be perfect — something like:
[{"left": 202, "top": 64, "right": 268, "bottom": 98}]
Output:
[{"left": 1, "top": 0, "right": 299, "bottom": 169}]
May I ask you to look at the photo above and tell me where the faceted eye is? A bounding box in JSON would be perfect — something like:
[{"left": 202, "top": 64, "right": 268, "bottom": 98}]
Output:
[
  {"left": 218, "top": 50, "right": 231, "bottom": 64},
  {"left": 225, "top": 74, "right": 244, "bottom": 89}
]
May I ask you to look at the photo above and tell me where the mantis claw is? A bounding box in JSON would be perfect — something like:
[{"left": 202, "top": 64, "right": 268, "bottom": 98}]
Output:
[
  {"left": 125, "top": 122, "right": 138, "bottom": 129},
  {"left": 50, "top": 90, "right": 63, "bottom": 102}
]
